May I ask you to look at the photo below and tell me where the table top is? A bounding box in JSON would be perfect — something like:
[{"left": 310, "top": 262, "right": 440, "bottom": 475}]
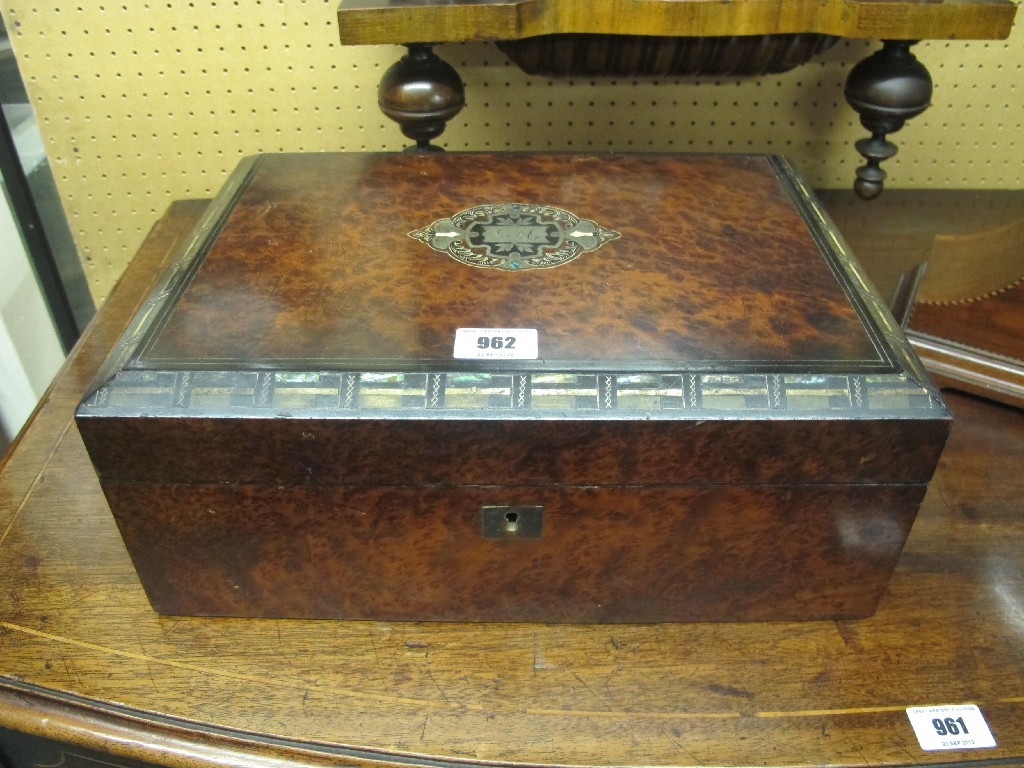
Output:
[
  {"left": 1, "top": 199, "right": 1023, "bottom": 768},
  {"left": 335, "top": 0, "right": 1018, "bottom": 45}
]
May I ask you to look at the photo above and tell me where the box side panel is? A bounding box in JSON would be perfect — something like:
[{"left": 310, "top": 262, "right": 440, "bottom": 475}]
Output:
[
  {"left": 77, "top": 415, "right": 950, "bottom": 487},
  {"left": 101, "top": 481, "right": 926, "bottom": 622}
]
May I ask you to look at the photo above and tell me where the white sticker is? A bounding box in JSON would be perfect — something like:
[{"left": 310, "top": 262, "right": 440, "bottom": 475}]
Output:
[
  {"left": 453, "top": 328, "right": 538, "bottom": 360},
  {"left": 906, "top": 705, "right": 996, "bottom": 751}
]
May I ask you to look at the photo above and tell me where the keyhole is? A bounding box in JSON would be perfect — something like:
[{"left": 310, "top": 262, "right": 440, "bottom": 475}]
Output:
[
  {"left": 482, "top": 506, "right": 542, "bottom": 538},
  {"left": 504, "top": 511, "right": 520, "bottom": 533}
]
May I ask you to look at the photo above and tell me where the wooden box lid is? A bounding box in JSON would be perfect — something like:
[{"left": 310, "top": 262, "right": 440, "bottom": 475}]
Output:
[{"left": 76, "top": 153, "right": 949, "bottom": 487}]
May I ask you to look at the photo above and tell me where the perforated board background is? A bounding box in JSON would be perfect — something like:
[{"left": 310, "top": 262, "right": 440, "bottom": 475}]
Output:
[{"left": 1, "top": 1, "right": 1021, "bottom": 303}]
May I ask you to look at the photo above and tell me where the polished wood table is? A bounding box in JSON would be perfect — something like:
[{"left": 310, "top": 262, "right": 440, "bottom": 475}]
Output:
[{"left": 1, "top": 200, "right": 1023, "bottom": 768}]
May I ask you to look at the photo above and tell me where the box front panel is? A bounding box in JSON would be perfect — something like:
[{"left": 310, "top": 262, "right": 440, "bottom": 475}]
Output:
[
  {"left": 78, "top": 413, "right": 951, "bottom": 487},
  {"left": 103, "top": 481, "right": 926, "bottom": 622}
]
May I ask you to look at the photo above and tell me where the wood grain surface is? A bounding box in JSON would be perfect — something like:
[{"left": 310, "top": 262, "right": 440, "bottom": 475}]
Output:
[
  {"left": 335, "top": 0, "right": 1018, "bottom": 45},
  {"left": 819, "top": 189, "right": 1024, "bottom": 308},
  {"left": 1, "top": 201, "right": 1023, "bottom": 768},
  {"left": 912, "top": 283, "right": 1024, "bottom": 366},
  {"left": 821, "top": 189, "right": 1024, "bottom": 409},
  {"left": 99, "top": 481, "right": 926, "bottom": 622},
  {"left": 909, "top": 284, "right": 1024, "bottom": 408},
  {"left": 142, "top": 153, "right": 879, "bottom": 368}
]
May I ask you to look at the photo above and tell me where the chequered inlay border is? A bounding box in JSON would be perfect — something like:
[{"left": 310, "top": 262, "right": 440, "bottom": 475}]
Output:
[{"left": 80, "top": 370, "right": 942, "bottom": 415}]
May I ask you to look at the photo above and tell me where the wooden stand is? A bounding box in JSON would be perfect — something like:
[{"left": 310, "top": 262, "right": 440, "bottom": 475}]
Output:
[{"left": 336, "top": 0, "right": 1016, "bottom": 195}]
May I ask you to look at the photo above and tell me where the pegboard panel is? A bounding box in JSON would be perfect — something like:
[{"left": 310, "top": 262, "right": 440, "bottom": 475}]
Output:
[{"left": 1, "top": 1, "right": 1020, "bottom": 304}]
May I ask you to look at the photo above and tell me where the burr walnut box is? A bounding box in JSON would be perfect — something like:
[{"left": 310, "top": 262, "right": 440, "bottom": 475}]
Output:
[{"left": 76, "top": 152, "right": 950, "bottom": 622}]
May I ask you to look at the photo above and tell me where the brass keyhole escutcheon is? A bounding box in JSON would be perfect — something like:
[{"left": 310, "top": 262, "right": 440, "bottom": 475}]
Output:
[{"left": 482, "top": 506, "right": 543, "bottom": 538}]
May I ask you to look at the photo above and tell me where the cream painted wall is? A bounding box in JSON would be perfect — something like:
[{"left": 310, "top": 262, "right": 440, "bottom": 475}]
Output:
[
  {"left": 0, "top": 1, "right": 1020, "bottom": 305},
  {"left": 0, "top": 175, "right": 65, "bottom": 446}
]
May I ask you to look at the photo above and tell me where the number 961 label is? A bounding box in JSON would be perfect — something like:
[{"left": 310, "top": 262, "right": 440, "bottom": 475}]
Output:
[
  {"left": 453, "top": 328, "right": 539, "bottom": 360},
  {"left": 906, "top": 705, "right": 996, "bottom": 751}
]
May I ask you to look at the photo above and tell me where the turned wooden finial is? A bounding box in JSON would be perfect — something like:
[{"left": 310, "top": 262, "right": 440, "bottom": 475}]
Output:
[
  {"left": 378, "top": 44, "right": 465, "bottom": 151},
  {"left": 844, "top": 40, "right": 933, "bottom": 200}
]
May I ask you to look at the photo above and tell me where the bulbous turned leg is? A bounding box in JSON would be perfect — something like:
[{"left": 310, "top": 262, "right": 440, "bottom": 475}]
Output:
[
  {"left": 378, "top": 44, "right": 465, "bottom": 152},
  {"left": 844, "top": 40, "right": 933, "bottom": 200}
]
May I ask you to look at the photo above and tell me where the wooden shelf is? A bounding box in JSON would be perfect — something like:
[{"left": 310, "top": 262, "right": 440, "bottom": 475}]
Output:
[{"left": 336, "top": 0, "right": 1018, "bottom": 45}]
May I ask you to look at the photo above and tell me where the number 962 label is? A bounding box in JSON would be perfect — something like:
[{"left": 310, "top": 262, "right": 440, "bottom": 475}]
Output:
[
  {"left": 906, "top": 705, "right": 996, "bottom": 751},
  {"left": 453, "top": 328, "right": 539, "bottom": 360}
]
